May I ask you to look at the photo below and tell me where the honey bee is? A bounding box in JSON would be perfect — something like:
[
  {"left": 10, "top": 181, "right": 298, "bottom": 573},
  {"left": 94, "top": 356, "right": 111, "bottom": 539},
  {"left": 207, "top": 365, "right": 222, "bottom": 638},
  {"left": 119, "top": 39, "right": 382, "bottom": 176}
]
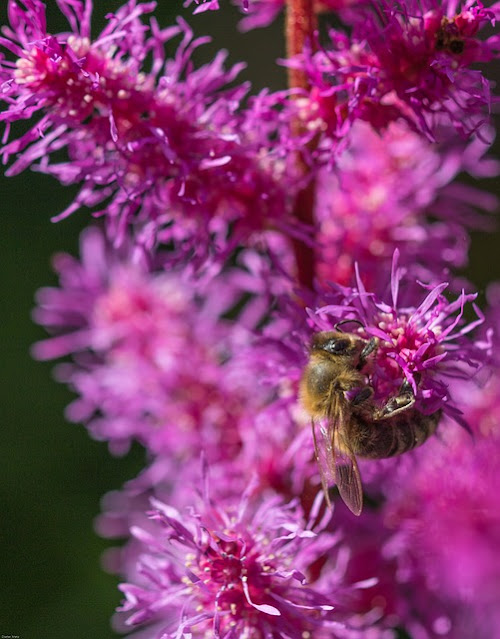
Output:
[
  {"left": 435, "top": 18, "right": 465, "bottom": 55},
  {"left": 300, "top": 330, "right": 441, "bottom": 515}
]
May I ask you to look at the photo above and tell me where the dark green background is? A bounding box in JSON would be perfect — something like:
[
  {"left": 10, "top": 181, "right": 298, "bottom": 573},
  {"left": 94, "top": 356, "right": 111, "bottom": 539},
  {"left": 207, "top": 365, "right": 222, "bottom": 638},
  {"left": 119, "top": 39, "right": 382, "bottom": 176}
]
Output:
[{"left": 0, "top": 3, "right": 498, "bottom": 638}]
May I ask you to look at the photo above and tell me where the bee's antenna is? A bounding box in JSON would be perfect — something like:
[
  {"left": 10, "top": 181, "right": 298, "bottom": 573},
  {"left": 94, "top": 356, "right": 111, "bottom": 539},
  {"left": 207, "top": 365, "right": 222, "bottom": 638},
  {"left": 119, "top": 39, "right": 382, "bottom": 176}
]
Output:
[{"left": 335, "top": 319, "right": 365, "bottom": 333}]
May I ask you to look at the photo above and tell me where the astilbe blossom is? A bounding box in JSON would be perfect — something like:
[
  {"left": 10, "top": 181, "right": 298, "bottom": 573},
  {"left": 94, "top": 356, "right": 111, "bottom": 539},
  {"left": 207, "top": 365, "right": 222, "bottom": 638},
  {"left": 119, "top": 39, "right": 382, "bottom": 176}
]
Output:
[
  {"left": 92, "top": 327, "right": 318, "bottom": 590},
  {"left": 92, "top": 329, "right": 316, "bottom": 594},
  {"left": 247, "top": 293, "right": 495, "bottom": 636},
  {"left": 94, "top": 433, "right": 316, "bottom": 592},
  {"left": 276, "top": 332, "right": 498, "bottom": 638},
  {"left": 2, "top": 0, "right": 500, "bottom": 637},
  {"left": 91, "top": 309, "right": 318, "bottom": 585},
  {"left": 0, "top": 1, "right": 305, "bottom": 262},
  {"left": 366, "top": 301, "right": 500, "bottom": 635},
  {"left": 312, "top": 505, "right": 440, "bottom": 637},
  {"left": 96, "top": 380, "right": 318, "bottom": 578},
  {"left": 94, "top": 456, "right": 267, "bottom": 587},
  {"left": 311, "top": 252, "right": 490, "bottom": 419},
  {"left": 215, "top": 253, "right": 491, "bottom": 519},
  {"left": 229, "top": 255, "right": 491, "bottom": 504},
  {"left": 95, "top": 456, "right": 250, "bottom": 581},
  {"left": 252, "top": 252, "right": 490, "bottom": 430},
  {"left": 379, "top": 397, "right": 500, "bottom": 638},
  {"left": 276, "top": 389, "right": 500, "bottom": 638},
  {"left": 116, "top": 475, "right": 391, "bottom": 639},
  {"left": 295, "top": 0, "right": 500, "bottom": 140},
  {"left": 32, "top": 226, "right": 259, "bottom": 459},
  {"left": 315, "top": 120, "right": 498, "bottom": 288}
]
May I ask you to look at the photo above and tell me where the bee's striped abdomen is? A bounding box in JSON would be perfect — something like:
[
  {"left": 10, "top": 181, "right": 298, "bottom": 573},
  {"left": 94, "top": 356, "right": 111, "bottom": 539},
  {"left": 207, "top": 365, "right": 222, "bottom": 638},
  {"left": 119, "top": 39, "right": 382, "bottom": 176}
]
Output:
[{"left": 352, "top": 409, "right": 441, "bottom": 459}]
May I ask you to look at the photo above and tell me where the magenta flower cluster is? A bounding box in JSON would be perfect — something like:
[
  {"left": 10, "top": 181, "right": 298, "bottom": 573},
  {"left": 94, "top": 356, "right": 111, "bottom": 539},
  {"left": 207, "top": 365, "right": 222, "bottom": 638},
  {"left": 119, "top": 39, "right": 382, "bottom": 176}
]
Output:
[{"left": 2, "top": 0, "right": 500, "bottom": 637}]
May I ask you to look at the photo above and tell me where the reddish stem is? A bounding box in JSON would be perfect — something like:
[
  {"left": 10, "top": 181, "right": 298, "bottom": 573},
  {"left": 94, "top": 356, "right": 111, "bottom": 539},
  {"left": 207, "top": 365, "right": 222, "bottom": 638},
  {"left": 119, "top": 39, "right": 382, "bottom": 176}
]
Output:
[
  {"left": 286, "top": 0, "right": 317, "bottom": 292},
  {"left": 286, "top": 0, "right": 317, "bottom": 92}
]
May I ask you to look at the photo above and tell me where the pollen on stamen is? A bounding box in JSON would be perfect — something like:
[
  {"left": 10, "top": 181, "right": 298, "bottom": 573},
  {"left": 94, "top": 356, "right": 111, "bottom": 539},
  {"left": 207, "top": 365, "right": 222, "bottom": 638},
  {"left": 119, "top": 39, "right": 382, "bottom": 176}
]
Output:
[
  {"left": 67, "top": 35, "right": 91, "bottom": 56},
  {"left": 116, "top": 489, "right": 363, "bottom": 637},
  {"left": 312, "top": 250, "right": 490, "bottom": 416}
]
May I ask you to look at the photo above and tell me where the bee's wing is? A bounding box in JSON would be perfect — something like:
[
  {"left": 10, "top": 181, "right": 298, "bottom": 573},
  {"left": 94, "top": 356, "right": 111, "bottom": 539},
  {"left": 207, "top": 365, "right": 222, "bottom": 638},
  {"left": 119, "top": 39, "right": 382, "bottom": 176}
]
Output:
[
  {"left": 311, "top": 417, "right": 337, "bottom": 509},
  {"left": 312, "top": 400, "right": 364, "bottom": 515},
  {"left": 332, "top": 424, "right": 363, "bottom": 516}
]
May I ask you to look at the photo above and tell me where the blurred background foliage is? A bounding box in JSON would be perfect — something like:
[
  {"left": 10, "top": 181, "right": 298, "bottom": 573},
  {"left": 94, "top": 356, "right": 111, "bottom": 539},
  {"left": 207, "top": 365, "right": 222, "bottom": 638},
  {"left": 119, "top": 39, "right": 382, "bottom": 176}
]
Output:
[{"left": 0, "top": 2, "right": 498, "bottom": 638}]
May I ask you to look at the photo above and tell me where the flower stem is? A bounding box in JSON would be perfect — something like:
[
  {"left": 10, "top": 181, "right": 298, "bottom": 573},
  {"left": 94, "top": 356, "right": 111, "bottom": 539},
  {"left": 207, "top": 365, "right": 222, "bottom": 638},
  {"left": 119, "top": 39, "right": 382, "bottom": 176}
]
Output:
[
  {"left": 286, "top": 0, "right": 317, "bottom": 291},
  {"left": 286, "top": 0, "right": 317, "bottom": 91}
]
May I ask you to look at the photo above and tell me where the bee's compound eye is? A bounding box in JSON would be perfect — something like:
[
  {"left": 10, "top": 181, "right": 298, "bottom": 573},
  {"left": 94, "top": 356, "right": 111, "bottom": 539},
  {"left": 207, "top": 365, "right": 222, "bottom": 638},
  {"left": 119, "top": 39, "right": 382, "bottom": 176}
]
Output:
[
  {"left": 323, "top": 338, "right": 350, "bottom": 354},
  {"left": 449, "top": 39, "right": 464, "bottom": 54}
]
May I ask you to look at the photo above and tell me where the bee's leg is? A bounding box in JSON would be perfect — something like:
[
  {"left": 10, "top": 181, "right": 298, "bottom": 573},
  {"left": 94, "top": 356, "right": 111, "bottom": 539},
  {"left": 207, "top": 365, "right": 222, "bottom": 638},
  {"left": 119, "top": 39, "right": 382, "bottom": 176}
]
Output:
[
  {"left": 357, "top": 338, "right": 378, "bottom": 371},
  {"left": 376, "top": 378, "right": 415, "bottom": 420},
  {"left": 351, "top": 385, "right": 374, "bottom": 406}
]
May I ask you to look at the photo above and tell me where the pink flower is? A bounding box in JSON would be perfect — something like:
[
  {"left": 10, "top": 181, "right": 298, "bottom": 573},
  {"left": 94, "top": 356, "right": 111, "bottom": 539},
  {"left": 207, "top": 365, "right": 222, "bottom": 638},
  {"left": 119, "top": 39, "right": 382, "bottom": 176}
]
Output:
[
  {"left": 0, "top": 1, "right": 299, "bottom": 260},
  {"left": 4, "top": 1, "right": 499, "bottom": 637},
  {"left": 315, "top": 120, "right": 498, "bottom": 288},
  {"left": 32, "top": 227, "right": 255, "bottom": 458},
  {"left": 382, "top": 395, "right": 500, "bottom": 638},
  {"left": 116, "top": 475, "right": 387, "bottom": 638},
  {"left": 295, "top": 0, "right": 500, "bottom": 139},
  {"left": 310, "top": 251, "right": 490, "bottom": 420}
]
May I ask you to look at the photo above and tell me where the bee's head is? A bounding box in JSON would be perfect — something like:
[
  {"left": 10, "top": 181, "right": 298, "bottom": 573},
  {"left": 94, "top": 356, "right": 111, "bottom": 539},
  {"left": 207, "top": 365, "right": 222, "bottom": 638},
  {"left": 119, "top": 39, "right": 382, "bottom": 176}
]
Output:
[{"left": 311, "top": 331, "right": 359, "bottom": 357}]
